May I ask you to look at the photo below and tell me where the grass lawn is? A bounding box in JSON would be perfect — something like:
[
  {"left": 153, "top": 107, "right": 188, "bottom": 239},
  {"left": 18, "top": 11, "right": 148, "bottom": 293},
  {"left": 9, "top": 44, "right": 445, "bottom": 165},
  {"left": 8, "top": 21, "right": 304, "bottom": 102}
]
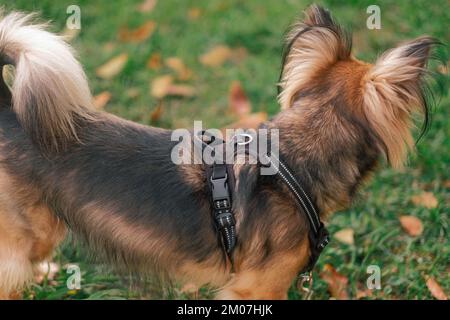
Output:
[{"left": 4, "top": 0, "right": 449, "bottom": 299}]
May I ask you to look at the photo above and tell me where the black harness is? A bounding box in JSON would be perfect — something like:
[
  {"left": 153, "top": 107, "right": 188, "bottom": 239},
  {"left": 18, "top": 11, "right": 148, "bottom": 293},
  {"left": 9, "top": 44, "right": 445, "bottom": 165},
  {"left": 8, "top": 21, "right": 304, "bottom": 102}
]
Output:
[{"left": 199, "top": 130, "right": 330, "bottom": 275}]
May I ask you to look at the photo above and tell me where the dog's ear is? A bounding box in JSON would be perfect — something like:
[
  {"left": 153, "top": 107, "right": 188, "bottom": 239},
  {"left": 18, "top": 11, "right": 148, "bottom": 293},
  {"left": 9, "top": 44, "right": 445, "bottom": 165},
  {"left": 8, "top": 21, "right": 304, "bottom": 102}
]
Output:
[
  {"left": 362, "top": 37, "right": 438, "bottom": 168},
  {"left": 278, "top": 5, "right": 352, "bottom": 109}
]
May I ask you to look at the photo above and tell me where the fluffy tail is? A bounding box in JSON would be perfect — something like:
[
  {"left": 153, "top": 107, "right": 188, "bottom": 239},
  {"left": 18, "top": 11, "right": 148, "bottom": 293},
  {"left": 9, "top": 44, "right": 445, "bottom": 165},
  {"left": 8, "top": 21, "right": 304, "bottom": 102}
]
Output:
[{"left": 0, "top": 10, "right": 94, "bottom": 152}]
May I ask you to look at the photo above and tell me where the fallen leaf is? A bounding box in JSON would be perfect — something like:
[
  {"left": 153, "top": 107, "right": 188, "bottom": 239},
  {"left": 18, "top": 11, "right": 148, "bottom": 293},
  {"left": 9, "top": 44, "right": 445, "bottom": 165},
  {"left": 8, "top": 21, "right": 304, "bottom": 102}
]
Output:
[
  {"left": 126, "top": 87, "right": 140, "bottom": 99},
  {"left": 443, "top": 180, "right": 450, "bottom": 189},
  {"left": 230, "top": 46, "right": 248, "bottom": 63},
  {"left": 151, "top": 75, "right": 173, "bottom": 98},
  {"left": 147, "top": 52, "right": 162, "bottom": 70},
  {"left": 399, "top": 215, "right": 424, "bottom": 236},
  {"left": 96, "top": 53, "right": 128, "bottom": 80},
  {"left": 425, "top": 276, "right": 448, "bottom": 300},
  {"left": 137, "top": 0, "right": 157, "bottom": 12},
  {"left": 35, "top": 261, "right": 60, "bottom": 284},
  {"left": 150, "top": 102, "right": 163, "bottom": 123},
  {"left": 165, "top": 57, "right": 193, "bottom": 80},
  {"left": 320, "top": 264, "right": 349, "bottom": 300},
  {"left": 411, "top": 192, "right": 438, "bottom": 209},
  {"left": 200, "top": 45, "right": 233, "bottom": 67},
  {"left": 224, "top": 112, "right": 268, "bottom": 132},
  {"left": 355, "top": 282, "right": 373, "bottom": 299},
  {"left": 188, "top": 8, "right": 202, "bottom": 20},
  {"left": 119, "top": 21, "right": 156, "bottom": 43},
  {"left": 93, "top": 91, "right": 112, "bottom": 109},
  {"left": 334, "top": 228, "right": 354, "bottom": 245},
  {"left": 167, "top": 84, "right": 196, "bottom": 97},
  {"left": 229, "top": 81, "right": 251, "bottom": 116}
]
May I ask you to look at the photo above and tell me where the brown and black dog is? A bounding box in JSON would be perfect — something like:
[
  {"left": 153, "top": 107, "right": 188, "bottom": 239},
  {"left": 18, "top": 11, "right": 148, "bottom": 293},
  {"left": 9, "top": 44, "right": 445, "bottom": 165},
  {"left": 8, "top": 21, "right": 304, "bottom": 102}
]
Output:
[{"left": 0, "top": 5, "right": 437, "bottom": 299}]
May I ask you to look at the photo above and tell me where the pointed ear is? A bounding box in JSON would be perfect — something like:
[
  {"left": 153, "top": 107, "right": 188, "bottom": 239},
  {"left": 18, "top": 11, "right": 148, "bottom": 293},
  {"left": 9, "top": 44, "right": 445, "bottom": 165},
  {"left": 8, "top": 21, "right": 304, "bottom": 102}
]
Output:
[
  {"left": 362, "top": 36, "right": 439, "bottom": 168},
  {"left": 278, "top": 5, "right": 352, "bottom": 109}
]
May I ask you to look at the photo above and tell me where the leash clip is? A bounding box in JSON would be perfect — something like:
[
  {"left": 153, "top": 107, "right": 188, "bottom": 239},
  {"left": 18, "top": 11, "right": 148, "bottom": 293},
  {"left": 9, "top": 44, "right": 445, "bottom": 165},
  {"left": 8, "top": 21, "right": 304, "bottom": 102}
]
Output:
[{"left": 297, "top": 272, "right": 314, "bottom": 300}]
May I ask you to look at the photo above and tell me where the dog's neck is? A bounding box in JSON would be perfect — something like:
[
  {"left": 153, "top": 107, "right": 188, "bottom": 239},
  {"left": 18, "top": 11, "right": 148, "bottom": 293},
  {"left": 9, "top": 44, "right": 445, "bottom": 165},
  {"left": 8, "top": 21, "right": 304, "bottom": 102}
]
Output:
[{"left": 269, "top": 106, "right": 379, "bottom": 218}]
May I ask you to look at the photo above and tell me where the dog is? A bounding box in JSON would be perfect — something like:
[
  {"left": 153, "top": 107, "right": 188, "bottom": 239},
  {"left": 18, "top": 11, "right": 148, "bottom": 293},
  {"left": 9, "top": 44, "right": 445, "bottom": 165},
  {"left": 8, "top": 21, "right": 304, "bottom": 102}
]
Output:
[{"left": 0, "top": 5, "right": 438, "bottom": 299}]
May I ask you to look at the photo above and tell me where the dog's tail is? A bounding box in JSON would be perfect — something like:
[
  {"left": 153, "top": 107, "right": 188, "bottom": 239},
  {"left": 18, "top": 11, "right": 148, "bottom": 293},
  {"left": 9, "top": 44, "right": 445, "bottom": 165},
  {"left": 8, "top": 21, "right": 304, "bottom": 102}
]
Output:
[{"left": 0, "top": 10, "right": 95, "bottom": 152}]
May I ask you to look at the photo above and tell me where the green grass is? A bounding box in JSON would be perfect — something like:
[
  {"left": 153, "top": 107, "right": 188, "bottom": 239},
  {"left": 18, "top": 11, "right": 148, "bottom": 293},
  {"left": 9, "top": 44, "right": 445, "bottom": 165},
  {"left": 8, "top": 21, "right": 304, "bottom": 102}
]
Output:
[{"left": 4, "top": 0, "right": 449, "bottom": 299}]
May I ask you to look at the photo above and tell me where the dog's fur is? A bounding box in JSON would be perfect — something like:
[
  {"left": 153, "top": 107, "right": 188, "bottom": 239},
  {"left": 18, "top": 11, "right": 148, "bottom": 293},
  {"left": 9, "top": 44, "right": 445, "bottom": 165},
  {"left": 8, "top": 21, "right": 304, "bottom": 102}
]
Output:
[{"left": 0, "top": 5, "right": 437, "bottom": 299}]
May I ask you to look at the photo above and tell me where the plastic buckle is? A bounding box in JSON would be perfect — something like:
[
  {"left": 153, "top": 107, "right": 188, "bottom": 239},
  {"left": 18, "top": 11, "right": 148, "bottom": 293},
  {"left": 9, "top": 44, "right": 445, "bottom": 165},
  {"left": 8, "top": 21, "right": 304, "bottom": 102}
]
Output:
[{"left": 210, "top": 174, "right": 231, "bottom": 210}]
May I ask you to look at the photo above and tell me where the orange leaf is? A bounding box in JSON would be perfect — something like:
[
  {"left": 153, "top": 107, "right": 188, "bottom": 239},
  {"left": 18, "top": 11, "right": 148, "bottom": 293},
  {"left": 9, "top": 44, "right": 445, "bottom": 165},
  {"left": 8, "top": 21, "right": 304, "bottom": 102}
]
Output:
[
  {"left": 150, "top": 102, "right": 163, "bottom": 123},
  {"left": 224, "top": 112, "right": 268, "bottom": 133},
  {"left": 425, "top": 276, "right": 448, "bottom": 300},
  {"left": 150, "top": 75, "right": 173, "bottom": 99},
  {"left": 93, "top": 91, "right": 111, "bottom": 109},
  {"left": 165, "top": 57, "right": 193, "bottom": 80},
  {"left": 126, "top": 87, "right": 140, "bottom": 99},
  {"left": 119, "top": 21, "right": 156, "bottom": 43},
  {"left": 334, "top": 228, "right": 354, "bottom": 245},
  {"left": 411, "top": 192, "right": 438, "bottom": 209},
  {"left": 443, "top": 180, "right": 450, "bottom": 189},
  {"left": 320, "top": 264, "right": 349, "bottom": 300},
  {"left": 187, "top": 8, "right": 202, "bottom": 20},
  {"left": 137, "top": 0, "right": 157, "bottom": 13},
  {"left": 96, "top": 53, "right": 128, "bottom": 80},
  {"left": 147, "top": 53, "right": 162, "bottom": 70},
  {"left": 229, "top": 81, "right": 251, "bottom": 117},
  {"left": 199, "top": 45, "right": 233, "bottom": 67},
  {"left": 167, "top": 84, "right": 196, "bottom": 97},
  {"left": 399, "top": 215, "right": 424, "bottom": 236}
]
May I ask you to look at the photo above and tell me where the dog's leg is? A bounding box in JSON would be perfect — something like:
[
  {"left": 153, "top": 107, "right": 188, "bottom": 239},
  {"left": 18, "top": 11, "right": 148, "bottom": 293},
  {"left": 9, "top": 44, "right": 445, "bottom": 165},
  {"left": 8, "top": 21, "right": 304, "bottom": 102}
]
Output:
[
  {"left": 0, "top": 205, "right": 34, "bottom": 299},
  {"left": 216, "top": 242, "right": 310, "bottom": 300}
]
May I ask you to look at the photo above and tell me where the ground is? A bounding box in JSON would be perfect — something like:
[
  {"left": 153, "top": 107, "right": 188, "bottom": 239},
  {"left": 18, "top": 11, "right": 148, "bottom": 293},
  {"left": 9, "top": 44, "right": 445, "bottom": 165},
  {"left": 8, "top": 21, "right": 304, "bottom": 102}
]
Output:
[{"left": 3, "top": 0, "right": 449, "bottom": 299}]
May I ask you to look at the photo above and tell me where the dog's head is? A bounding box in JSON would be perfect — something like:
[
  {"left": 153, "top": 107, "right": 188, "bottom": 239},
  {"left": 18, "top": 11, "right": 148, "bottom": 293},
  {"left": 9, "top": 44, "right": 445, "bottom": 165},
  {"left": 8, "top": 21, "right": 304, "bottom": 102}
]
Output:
[{"left": 278, "top": 5, "right": 439, "bottom": 168}]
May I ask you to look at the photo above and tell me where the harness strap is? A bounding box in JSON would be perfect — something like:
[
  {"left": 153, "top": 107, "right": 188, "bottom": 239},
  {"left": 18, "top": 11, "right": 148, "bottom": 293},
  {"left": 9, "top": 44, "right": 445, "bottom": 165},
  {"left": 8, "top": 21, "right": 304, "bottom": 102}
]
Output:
[{"left": 268, "top": 154, "right": 330, "bottom": 273}]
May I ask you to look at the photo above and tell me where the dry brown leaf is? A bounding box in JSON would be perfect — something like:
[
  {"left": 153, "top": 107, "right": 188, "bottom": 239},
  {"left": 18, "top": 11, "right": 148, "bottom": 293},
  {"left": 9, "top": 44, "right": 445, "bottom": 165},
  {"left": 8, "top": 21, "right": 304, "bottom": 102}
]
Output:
[
  {"left": 188, "top": 8, "right": 202, "bottom": 20},
  {"left": 147, "top": 53, "right": 162, "bottom": 70},
  {"left": 443, "top": 180, "right": 450, "bottom": 189},
  {"left": 229, "top": 81, "right": 251, "bottom": 117},
  {"left": 165, "top": 57, "right": 193, "bottom": 80},
  {"left": 334, "top": 228, "right": 354, "bottom": 245},
  {"left": 224, "top": 112, "right": 268, "bottom": 133},
  {"left": 200, "top": 45, "right": 233, "bottom": 67},
  {"left": 230, "top": 47, "right": 248, "bottom": 63},
  {"left": 126, "top": 87, "right": 140, "bottom": 99},
  {"left": 425, "top": 276, "right": 448, "bottom": 300},
  {"left": 93, "top": 91, "right": 112, "bottom": 109},
  {"left": 411, "top": 192, "right": 438, "bottom": 209},
  {"left": 96, "top": 53, "right": 128, "bottom": 80},
  {"left": 137, "top": 0, "right": 157, "bottom": 12},
  {"left": 119, "top": 21, "right": 156, "bottom": 43},
  {"left": 167, "top": 84, "right": 196, "bottom": 97},
  {"left": 399, "top": 215, "right": 424, "bottom": 236},
  {"left": 320, "top": 264, "right": 349, "bottom": 300},
  {"left": 355, "top": 283, "right": 373, "bottom": 299},
  {"left": 151, "top": 75, "right": 173, "bottom": 98},
  {"left": 150, "top": 102, "right": 163, "bottom": 123}
]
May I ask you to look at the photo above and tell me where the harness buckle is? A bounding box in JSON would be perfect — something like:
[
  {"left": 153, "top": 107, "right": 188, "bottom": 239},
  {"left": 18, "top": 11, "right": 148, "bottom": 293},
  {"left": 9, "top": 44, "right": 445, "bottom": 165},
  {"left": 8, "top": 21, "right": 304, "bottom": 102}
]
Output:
[{"left": 210, "top": 174, "right": 231, "bottom": 210}]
